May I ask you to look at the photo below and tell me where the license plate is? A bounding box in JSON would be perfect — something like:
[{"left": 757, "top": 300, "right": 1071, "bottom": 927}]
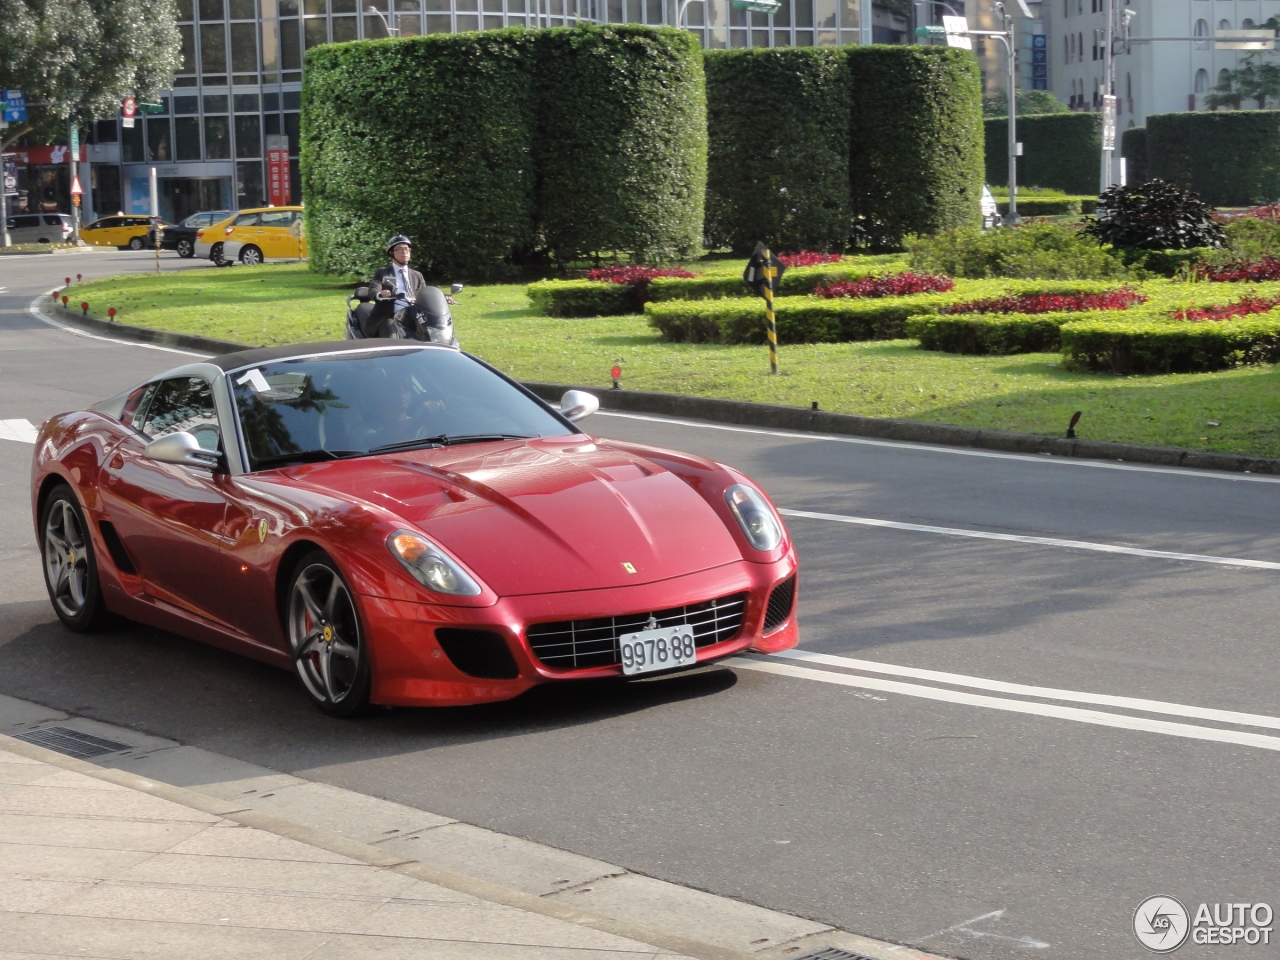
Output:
[{"left": 619, "top": 623, "right": 697, "bottom": 676}]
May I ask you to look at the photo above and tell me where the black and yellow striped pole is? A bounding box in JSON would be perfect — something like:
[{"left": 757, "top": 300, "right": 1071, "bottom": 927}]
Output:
[{"left": 743, "top": 242, "right": 787, "bottom": 376}]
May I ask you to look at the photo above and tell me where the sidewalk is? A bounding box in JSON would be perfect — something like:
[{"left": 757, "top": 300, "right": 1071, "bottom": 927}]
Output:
[{"left": 0, "top": 736, "right": 689, "bottom": 960}]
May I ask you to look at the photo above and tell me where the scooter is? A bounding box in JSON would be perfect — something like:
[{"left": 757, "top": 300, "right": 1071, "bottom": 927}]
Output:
[{"left": 345, "top": 282, "right": 464, "bottom": 347}]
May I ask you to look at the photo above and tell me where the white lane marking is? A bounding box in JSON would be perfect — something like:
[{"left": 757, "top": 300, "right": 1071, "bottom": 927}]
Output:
[
  {"left": 778, "top": 507, "right": 1280, "bottom": 570},
  {"left": 0, "top": 419, "right": 37, "bottom": 443},
  {"left": 596, "top": 410, "right": 1280, "bottom": 484},
  {"left": 26, "top": 295, "right": 209, "bottom": 359},
  {"left": 916, "top": 910, "right": 1050, "bottom": 950},
  {"left": 726, "top": 658, "right": 1280, "bottom": 752},
  {"left": 774, "top": 649, "right": 1280, "bottom": 732}
]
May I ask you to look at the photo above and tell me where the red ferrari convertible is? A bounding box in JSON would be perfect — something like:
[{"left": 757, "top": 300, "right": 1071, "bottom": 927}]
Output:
[{"left": 31, "top": 342, "right": 798, "bottom": 716}]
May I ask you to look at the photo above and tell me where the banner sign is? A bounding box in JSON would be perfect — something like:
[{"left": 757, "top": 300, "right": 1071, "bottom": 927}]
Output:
[{"left": 266, "top": 134, "right": 291, "bottom": 207}]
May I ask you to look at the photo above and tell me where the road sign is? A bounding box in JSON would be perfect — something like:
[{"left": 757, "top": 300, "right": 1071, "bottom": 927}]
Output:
[
  {"left": 70, "top": 128, "right": 79, "bottom": 153},
  {"left": 3, "top": 90, "right": 26, "bottom": 124},
  {"left": 70, "top": 175, "right": 82, "bottom": 196},
  {"left": 138, "top": 102, "right": 165, "bottom": 115},
  {"left": 942, "top": 16, "right": 972, "bottom": 49},
  {"left": 122, "top": 96, "right": 137, "bottom": 118},
  {"left": 1102, "top": 95, "right": 1117, "bottom": 151}
]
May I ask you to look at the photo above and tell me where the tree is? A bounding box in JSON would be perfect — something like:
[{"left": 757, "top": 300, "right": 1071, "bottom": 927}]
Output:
[
  {"left": 0, "top": 0, "right": 181, "bottom": 151},
  {"left": 983, "top": 89, "right": 1070, "bottom": 118}
]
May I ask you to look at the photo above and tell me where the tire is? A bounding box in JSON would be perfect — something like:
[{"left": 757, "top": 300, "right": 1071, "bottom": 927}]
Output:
[
  {"left": 176, "top": 238, "right": 194, "bottom": 258},
  {"left": 239, "top": 245, "right": 263, "bottom": 266},
  {"left": 40, "top": 484, "right": 112, "bottom": 632},
  {"left": 210, "top": 242, "right": 230, "bottom": 267},
  {"left": 285, "top": 551, "right": 371, "bottom": 717},
  {"left": 128, "top": 236, "right": 144, "bottom": 251}
]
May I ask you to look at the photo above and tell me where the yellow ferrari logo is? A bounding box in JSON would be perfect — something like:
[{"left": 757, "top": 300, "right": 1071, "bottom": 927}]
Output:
[
  {"left": 257, "top": 519, "right": 269, "bottom": 543},
  {"left": 622, "top": 562, "right": 636, "bottom": 574},
  {"left": 322, "top": 625, "right": 333, "bottom": 644}
]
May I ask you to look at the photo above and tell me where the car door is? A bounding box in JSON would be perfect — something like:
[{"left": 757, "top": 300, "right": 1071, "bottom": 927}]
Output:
[
  {"left": 228, "top": 211, "right": 262, "bottom": 252},
  {"left": 98, "top": 376, "right": 240, "bottom": 629},
  {"left": 9, "top": 215, "right": 39, "bottom": 244},
  {"left": 256, "top": 209, "right": 294, "bottom": 259}
]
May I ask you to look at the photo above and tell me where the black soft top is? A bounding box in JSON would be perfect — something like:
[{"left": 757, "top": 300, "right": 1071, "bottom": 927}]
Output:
[{"left": 208, "top": 340, "right": 443, "bottom": 372}]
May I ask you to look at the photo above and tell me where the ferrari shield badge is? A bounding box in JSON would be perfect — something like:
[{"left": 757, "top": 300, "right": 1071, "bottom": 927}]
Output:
[
  {"left": 257, "top": 519, "right": 269, "bottom": 543},
  {"left": 622, "top": 562, "right": 636, "bottom": 574}
]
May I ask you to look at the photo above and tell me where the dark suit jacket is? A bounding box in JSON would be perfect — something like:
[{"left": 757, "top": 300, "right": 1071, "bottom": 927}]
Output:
[{"left": 363, "top": 263, "right": 429, "bottom": 337}]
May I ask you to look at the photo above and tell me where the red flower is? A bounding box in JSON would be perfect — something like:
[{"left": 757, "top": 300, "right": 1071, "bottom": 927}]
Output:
[
  {"left": 940, "top": 288, "right": 1146, "bottom": 315},
  {"left": 777, "top": 251, "right": 844, "bottom": 267},
  {"left": 1198, "top": 256, "right": 1280, "bottom": 282},
  {"left": 814, "top": 272, "right": 955, "bottom": 299},
  {"left": 587, "top": 264, "right": 698, "bottom": 296},
  {"left": 1171, "top": 292, "right": 1280, "bottom": 322}
]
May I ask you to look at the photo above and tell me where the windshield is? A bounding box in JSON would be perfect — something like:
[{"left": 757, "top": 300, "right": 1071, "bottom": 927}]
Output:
[{"left": 230, "top": 348, "right": 575, "bottom": 470}]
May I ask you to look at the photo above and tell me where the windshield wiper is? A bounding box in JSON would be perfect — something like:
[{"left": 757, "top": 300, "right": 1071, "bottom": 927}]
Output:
[
  {"left": 253, "top": 448, "right": 361, "bottom": 469},
  {"left": 367, "top": 434, "right": 532, "bottom": 454}
]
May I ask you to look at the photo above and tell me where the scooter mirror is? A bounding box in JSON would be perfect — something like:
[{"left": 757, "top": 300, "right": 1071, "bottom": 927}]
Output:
[{"left": 450, "top": 283, "right": 464, "bottom": 295}]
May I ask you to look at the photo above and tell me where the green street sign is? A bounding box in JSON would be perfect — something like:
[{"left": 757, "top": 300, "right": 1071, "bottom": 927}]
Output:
[
  {"left": 731, "top": 0, "right": 781, "bottom": 11},
  {"left": 138, "top": 102, "right": 165, "bottom": 115},
  {"left": 915, "top": 25, "right": 945, "bottom": 37}
]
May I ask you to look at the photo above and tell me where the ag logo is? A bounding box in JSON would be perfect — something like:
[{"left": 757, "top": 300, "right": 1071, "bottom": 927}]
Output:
[
  {"left": 1134, "top": 896, "right": 1190, "bottom": 953},
  {"left": 257, "top": 518, "right": 269, "bottom": 543}
]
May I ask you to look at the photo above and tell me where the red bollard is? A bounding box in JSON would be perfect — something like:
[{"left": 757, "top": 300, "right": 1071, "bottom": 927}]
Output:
[
  {"left": 76, "top": 274, "right": 82, "bottom": 281},
  {"left": 611, "top": 365, "right": 622, "bottom": 390},
  {"left": 61, "top": 295, "right": 68, "bottom": 307},
  {"left": 107, "top": 308, "right": 117, "bottom": 322},
  {"left": 81, "top": 302, "right": 89, "bottom": 316},
  {"left": 64, "top": 277, "right": 71, "bottom": 286}
]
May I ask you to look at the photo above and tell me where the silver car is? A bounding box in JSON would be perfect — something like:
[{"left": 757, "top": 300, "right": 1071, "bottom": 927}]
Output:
[{"left": 5, "top": 213, "right": 75, "bottom": 244}]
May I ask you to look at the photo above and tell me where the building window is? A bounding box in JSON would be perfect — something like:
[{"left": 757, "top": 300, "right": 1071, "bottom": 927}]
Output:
[
  {"left": 204, "top": 116, "right": 231, "bottom": 159},
  {"left": 175, "top": 117, "right": 202, "bottom": 160},
  {"left": 1194, "top": 68, "right": 1209, "bottom": 93},
  {"left": 234, "top": 114, "right": 262, "bottom": 158},
  {"left": 146, "top": 117, "right": 172, "bottom": 162},
  {"left": 1218, "top": 18, "right": 1230, "bottom": 32}
]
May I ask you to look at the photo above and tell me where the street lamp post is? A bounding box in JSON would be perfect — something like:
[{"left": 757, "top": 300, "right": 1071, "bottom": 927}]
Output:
[
  {"left": 967, "top": 2, "right": 1026, "bottom": 224},
  {"left": 365, "top": 4, "right": 399, "bottom": 36}
]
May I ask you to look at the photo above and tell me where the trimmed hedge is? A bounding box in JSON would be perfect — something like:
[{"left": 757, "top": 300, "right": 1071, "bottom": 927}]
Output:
[
  {"left": 703, "top": 49, "right": 850, "bottom": 253},
  {"left": 1061, "top": 314, "right": 1280, "bottom": 374},
  {"left": 525, "top": 279, "right": 639, "bottom": 318},
  {"left": 985, "top": 113, "right": 1101, "bottom": 196},
  {"left": 534, "top": 26, "right": 706, "bottom": 263},
  {"left": 302, "top": 30, "right": 537, "bottom": 279},
  {"left": 1121, "top": 126, "right": 1147, "bottom": 188},
  {"left": 302, "top": 26, "right": 705, "bottom": 279},
  {"left": 648, "top": 260, "right": 909, "bottom": 301},
  {"left": 1147, "top": 112, "right": 1280, "bottom": 207},
  {"left": 908, "top": 312, "right": 1068, "bottom": 354},
  {"left": 848, "top": 46, "right": 984, "bottom": 247}
]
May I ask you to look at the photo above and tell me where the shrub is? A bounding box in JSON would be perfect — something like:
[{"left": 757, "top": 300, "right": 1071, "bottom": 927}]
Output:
[
  {"left": 778, "top": 251, "right": 844, "bottom": 267},
  {"left": 1146, "top": 111, "right": 1280, "bottom": 207},
  {"left": 848, "top": 46, "right": 984, "bottom": 247},
  {"left": 525, "top": 279, "right": 639, "bottom": 317},
  {"left": 1196, "top": 256, "right": 1280, "bottom": 283},
  {"left": 586, "top": 264, "right": 697, "bottom": 299},
  {"left": 534, "top": 26, "right": 707, "bottom": 263},
  {"left": 907, "top": 222, "right": 1131, "bottom": 279},
  {"left": 645, "top": 260, "right": 909, "bottom": 302},
  {"left": 814, "top": 272, "right": 954, "bottom": 298},
  {"left": 1222, "top": 217, "right": 1280, "bottom": 260},
  {"left": 1122, "top": 126, "right": 1148, "bottom": 188},
  {"left": 940, "top": 288, "right": 1146, "bottom": 315},
  {"left": 984, "top": 113, "right": 1102, "bottom": 195},
  {"left": 995, "top": 197, "right": 1083, "bottom": 217},
  {"left": 1083, "top": 180, "right": 1225, "bottom": 251},
  {"left": 908, "top": 312, "right": 1070, "bottom": 354},
  {"left": 1061, "top": 314, "right": 1280, "bottom": 374},
  {"left": 302, "top": 30, "right": 538, "bottom": 279},
  {"left": 703, "top": 49, "right": 851, "bottom": 253},
  {"left": 1136, "top": 248, "right": 1217, "bottom": 278},
  {"left": 1171, "top": 293, "right": 1280, "bottom": 322}
]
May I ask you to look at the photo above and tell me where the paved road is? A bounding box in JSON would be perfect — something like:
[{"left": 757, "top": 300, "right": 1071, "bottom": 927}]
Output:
[{"left": 2, "top": 252, "right": 1278, "bottom": 959}]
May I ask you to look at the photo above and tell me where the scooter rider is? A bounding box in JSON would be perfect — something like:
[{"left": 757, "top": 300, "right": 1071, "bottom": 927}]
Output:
[{"left": 363, "top": 235, "right": 430, "bottom": 338}]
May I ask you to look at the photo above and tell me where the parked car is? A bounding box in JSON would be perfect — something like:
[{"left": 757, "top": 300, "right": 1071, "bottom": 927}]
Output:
[
  {"left": 79, "top": 215, "right": 167, "bottom": 250},
  {"left": 147, "top": 210, "right": 235, "bottom": 259},
  {"left": 6, "top": 213, "right": 75, "bottom": 245},
  {"left": 197, "top": 206, "right": 306, "bottom": 265}
]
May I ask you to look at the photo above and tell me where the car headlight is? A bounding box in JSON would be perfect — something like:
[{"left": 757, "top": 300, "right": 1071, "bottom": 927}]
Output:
[
  {"left": 387, "top": 531, "right": 482, "bottom": 596},
  {"left": 724, "top": 484, "right": 783, "bottom": 552}
]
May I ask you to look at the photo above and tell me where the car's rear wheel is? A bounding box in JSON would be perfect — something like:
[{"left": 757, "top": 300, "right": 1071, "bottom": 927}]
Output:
[
  {"left": 286, "top": 552, "right": 371, "bottom": 717},
  {"left": 128, "top": 236, "right": 144, "bottom": 251},
  {"left": 41, "top": 485, "right": 111, "bottom": 632},
  {"left": 239, "top": 245, "right": 263, "bottom": 266},
  {"left": 176, "top": 238, "right": 194, "bottom": 258}
]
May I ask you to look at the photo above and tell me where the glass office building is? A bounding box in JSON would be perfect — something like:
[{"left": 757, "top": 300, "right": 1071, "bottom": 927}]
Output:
[{"left": 70, "top": 0, "right": 875, "bottom": 223}]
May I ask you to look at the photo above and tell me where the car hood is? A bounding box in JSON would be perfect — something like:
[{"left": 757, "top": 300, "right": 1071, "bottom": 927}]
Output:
[{"left": 282, "top": 438, "right": 742, "bottom": 596}]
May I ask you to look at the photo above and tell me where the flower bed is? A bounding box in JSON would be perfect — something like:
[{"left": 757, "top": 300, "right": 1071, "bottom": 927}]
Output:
[
  {"left": 1171, "top": 293, "right": 1280, "bottom": 322},
  {"left": 814, "top": 272, "right": 953, "bottom": 299},
  {"left": 940, "top": 287, "right": 1145, "bottom": 315},
  {"left": 777, "top": 251, "right": 843, "bottom": 267},
  {"left": 1196, "top": 257, "right": 1280, "bottom": 283}
]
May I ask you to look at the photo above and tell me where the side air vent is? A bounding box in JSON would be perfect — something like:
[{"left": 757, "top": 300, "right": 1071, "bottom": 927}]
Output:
[
  {"left": 97, "top": 521, "right": 137, "bottom": 574},
  {"left": 436, "top": 629, "right": 520, "bottom": 680},
  {"left": 763, "top": 576, "right": 795, "bottom": 634}
]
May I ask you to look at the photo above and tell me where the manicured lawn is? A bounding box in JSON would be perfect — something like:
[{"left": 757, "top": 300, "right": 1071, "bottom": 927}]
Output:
[{"left": 67, "top": 262, "right": 1280, "bottom": 458}]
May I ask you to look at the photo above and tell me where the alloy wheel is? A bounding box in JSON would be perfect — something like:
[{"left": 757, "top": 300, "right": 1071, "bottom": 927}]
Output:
[
  {"left": 240, "top": 245, "right": 263, "bottom": 266},
  {"left": 128, "top": 236, "right": 144, "bottom": 250},
  {"left": 44, "top": 499, "right": 89, "bottom": 619},
  {"left": 288, "top": 561, "right": 364, "bottom": 708},
  {"left": 176, "top": 238, "right": 193, "bottom": 258}
]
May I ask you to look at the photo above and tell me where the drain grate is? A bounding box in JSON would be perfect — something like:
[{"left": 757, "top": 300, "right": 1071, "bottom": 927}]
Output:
[
  {"left": 793, "top": 950, "right": 879, "bottom": 960},
  {"left": 13, "top": 725, "right": 133, "bottom": 759}
]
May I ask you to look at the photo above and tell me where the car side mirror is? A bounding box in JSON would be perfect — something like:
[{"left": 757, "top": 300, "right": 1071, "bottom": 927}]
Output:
[
  {"left": 145, "top": 431, "right": 223, "bottom": 470},
  {"left": 450, "top": 283, "right": 464, "bottom": 295},
  {"left": 559, "top": 390, "right": 599, "bottom": 423}
]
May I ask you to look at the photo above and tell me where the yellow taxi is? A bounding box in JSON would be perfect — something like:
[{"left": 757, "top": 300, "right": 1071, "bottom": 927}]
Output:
[
  {"left": 79, "top": 215, "right": 166, "bottom": 250},
  {"left": 198, "top": 205, "right": 306, "bottom": 265}
]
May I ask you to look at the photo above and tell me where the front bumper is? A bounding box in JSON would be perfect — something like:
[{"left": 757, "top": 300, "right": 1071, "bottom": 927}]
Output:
[{"left": 360, "top": 554, "right": 798, "bottom": 707}]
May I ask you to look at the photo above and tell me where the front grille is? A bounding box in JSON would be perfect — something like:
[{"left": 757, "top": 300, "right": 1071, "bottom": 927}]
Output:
[
  {"left": 763, "top": 576, "right": 796, "bottom": 634},
  {"left": 527, "top": 592, "right": 748, "bottom": 669}
]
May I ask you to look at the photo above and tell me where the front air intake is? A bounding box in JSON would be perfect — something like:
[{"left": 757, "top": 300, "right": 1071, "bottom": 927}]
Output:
[
  {"left": 763, "top": 576, "right": 795, "bottom": 634},
  {"left": 435, "top": 629, "right": 519, "bottom": 679}
]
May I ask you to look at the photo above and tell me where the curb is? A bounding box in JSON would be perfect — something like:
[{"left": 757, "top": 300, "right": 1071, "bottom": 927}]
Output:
[{"left": 39, "top": 298, "right": 1280, "bottom": 477}]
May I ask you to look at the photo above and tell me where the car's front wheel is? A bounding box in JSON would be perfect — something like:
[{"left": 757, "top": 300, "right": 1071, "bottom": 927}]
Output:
[
  {"left": 41, "top": 485, "right": 112, "bottom": 632},
  {"left": 176, "top": 238, "right": 194, "bottom": 258},
  {"left": 239, "top": 245, "right": 263, "bottom": 266},
  {"left": 286, "top": 551, "right": 371, "bottom": 717},
  {"left": 128, "top": 236, "right": 144, "bottom": 251}
]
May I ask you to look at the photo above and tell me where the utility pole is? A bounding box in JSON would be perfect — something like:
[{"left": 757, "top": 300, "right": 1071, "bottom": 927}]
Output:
[{"left": 1100, "top": 0, "right": 1115, "bottom": 192}]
